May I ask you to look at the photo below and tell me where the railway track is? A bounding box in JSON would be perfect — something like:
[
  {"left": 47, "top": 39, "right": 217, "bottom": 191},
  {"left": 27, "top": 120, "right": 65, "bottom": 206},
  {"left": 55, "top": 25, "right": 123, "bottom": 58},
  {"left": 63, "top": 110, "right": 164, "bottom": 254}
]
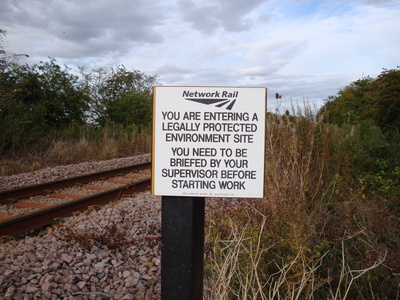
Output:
[{"left": 0, "top": 161, "right": 151, "bottom": 237}]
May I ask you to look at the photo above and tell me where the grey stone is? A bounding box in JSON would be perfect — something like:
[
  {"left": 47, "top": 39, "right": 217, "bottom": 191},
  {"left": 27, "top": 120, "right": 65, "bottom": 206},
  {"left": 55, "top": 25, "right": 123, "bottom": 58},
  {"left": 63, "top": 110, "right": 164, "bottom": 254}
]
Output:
[{"left": 77, "top": 281, "right": 86, "bottom": 289}]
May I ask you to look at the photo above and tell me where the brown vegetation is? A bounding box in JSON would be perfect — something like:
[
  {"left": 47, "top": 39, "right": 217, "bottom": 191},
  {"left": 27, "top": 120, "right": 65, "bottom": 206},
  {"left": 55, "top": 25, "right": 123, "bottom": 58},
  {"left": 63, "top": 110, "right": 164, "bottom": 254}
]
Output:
[
  {"left": 0, "top": 126, "right": 151, "bottom": 176},
  {"left": 204, "top": 111, "right": 400, "bottom": 299}
]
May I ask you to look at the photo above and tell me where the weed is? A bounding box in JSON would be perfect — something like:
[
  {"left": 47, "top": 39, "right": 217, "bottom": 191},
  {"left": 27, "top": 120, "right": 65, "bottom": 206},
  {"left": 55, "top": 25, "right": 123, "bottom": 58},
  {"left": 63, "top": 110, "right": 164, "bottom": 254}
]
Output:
[
  {"left": 0, "top": 125, "right": 151, "bottom": 175},
  {"left": 205, "top": 110, "right": 400, "bottom": 299}
]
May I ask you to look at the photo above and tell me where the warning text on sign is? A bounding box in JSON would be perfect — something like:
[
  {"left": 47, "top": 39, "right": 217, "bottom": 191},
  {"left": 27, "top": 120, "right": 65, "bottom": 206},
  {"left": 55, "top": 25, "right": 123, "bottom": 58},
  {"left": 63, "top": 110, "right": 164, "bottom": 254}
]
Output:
[{"left": 152, "top": 86, "right": 266, "bottom": 198}]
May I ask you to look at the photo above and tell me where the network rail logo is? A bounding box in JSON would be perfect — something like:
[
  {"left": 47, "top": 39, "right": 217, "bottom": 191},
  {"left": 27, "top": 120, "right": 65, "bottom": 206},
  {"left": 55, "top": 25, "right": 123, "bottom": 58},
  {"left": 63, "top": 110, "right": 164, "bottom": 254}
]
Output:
[{"left": 182, "top": 90, "right": 238, "bottom": 110}]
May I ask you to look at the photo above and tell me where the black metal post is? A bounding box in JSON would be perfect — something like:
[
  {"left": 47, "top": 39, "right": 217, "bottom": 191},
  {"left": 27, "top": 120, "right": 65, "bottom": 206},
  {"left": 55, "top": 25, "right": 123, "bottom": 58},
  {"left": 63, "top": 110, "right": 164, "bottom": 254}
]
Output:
[{"left": 161, "top": 196, "right": 205, "bottom": 300}]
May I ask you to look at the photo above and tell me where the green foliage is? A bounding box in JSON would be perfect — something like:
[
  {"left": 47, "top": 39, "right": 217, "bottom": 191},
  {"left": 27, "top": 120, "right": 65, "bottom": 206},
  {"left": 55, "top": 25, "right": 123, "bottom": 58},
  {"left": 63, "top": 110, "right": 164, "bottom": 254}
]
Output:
[
  {"left": 319, "top": 67, "right": 400, "bottom": 131},
  {"left": 335, "top": 121, "right": 400, "bottom": 216},
  {"left": 105, "top": 90, "right": 152, "bottom": 129},
  {"left": 0, "top": 58, "right": 89, "bottom": 153},
  {"left": 79, "top": 65, "right": 157, "bottom": 127},
  {"left": 365, "top": 68, "right": 400, "bottom": 130},
  {"left": 33, "top": 59, "right": 89, "bottom": 128},
  {"left": 323, "top": 77, "right": 374, "bottom": 125},
  {"left": 318, "top": 68, "right": 400, "bottom": 219},
  {"left": 0, "top": 30, "right": 157, "bottom": 154}
]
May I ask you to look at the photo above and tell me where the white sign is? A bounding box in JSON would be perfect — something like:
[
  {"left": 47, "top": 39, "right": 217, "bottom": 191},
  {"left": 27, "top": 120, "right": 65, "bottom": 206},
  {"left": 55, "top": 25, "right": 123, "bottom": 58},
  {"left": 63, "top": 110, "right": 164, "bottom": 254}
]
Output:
[{"left": 151, "top": 86, "right": 266, "bottom": 198}]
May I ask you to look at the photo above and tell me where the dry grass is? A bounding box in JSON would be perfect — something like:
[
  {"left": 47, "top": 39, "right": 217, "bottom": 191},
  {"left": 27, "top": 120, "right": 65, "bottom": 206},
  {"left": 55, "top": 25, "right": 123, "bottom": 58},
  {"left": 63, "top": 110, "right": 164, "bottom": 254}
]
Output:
[
  {"left": 204, "top": 111, "right": 400, "bottom": 299},
  {"left": 0, "top": 127, "right": 152, "bottom": 176},
  {"left": 204, "top": 205, "right": 388, "bottom": 300}
]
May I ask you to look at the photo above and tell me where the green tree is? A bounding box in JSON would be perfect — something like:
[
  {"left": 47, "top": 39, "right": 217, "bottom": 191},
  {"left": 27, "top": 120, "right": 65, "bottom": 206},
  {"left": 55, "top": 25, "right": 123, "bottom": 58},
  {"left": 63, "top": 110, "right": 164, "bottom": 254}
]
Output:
[
  {"left": 105, "top": 90, "right": 153, "bottom": 128},
  {"left": 33, "top": 59, "right": 89, "bottom": 128},
  {"left": 1, "top": 34, "right": 90, "bottom": 152},
  {"left": 319, "top": 76, "right": 374, "bottom": 125},
  {"left": 80, "top": 65, "right": 157, "bottom": 127},
  {"left": 365, "top": 68, "right": 400, "bottom": 131},
  {"left": 1, "top": 30, "right": 38, "bottom": 151},
  {"left": 6, "top": 59, "right": 90, "bottom": 130},
  {"left": 319, "top": 67, "right": 400, "bottom": 131},
  {"left": 1, "top": 29, "right": 157, "bottom": 153}
]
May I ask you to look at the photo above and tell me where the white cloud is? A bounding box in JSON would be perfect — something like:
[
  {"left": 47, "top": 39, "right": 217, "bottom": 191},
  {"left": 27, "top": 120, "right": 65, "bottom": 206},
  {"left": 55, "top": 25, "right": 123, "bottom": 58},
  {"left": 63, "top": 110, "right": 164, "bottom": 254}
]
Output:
[
  {"left": 0, "top": 0, "right": 399, "bottom": 112},
  {"left": 0, "top": 0, "right": 167, "bottom": 60},
  {"left": 178, "top": 0, "right": 268, "bottom": 33}
]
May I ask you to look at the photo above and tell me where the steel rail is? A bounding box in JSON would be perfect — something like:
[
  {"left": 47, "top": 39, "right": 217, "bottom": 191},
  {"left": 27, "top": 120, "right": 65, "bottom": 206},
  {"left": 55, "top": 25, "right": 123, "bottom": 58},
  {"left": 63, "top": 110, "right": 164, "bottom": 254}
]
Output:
[
  {"left": 0, "top": 161, "right": 151, "bottom": 203},
  {"left": 0, "top": 177, "right": 151, "bottom": 237}
]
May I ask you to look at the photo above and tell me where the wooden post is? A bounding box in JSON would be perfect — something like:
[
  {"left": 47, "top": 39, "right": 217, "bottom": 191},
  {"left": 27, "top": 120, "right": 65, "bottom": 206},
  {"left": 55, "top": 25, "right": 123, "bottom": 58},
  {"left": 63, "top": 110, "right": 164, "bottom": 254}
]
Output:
[{"left": 161, "top": 196, "right": 205, "bottom": 300}]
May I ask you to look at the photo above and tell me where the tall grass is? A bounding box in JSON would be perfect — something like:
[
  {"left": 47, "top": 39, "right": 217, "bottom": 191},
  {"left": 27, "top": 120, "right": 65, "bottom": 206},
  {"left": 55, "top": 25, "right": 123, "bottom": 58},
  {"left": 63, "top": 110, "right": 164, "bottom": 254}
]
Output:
[
  {"left": 0, "top": 124, "right": 151, "bottom": 176},
  {"left": 204, "top": 110, "right": 400, "bottom": 299}
]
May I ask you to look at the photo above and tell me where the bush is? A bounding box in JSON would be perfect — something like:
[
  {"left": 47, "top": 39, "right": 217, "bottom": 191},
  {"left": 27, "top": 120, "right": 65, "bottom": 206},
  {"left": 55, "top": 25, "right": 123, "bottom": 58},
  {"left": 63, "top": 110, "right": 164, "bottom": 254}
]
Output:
[{"left": 204, "top": 111, "right": 400, "bottom": 299}]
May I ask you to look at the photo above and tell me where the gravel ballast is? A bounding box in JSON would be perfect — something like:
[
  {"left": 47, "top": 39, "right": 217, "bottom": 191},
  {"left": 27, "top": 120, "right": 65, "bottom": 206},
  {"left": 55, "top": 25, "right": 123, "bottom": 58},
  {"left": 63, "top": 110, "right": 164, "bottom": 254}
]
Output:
[
  {"left": 1, "top": 191, "right": 161, "bottom": 299},
  {"left": 0, "top": 154, "right": 242, "bottom": 299},
  {"left": 0, "top": 154, "right": 151, "bottom": 191},
  {"left": 0, "top": 155, "right": 161, "bottom": 299}
]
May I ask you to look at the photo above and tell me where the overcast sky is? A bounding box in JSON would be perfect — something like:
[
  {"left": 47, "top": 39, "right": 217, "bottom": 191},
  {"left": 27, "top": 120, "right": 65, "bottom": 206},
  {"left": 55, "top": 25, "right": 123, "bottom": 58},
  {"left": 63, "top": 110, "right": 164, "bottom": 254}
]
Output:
[{"left": 1, "top": 0, "right": 399, "bottom": 112}]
